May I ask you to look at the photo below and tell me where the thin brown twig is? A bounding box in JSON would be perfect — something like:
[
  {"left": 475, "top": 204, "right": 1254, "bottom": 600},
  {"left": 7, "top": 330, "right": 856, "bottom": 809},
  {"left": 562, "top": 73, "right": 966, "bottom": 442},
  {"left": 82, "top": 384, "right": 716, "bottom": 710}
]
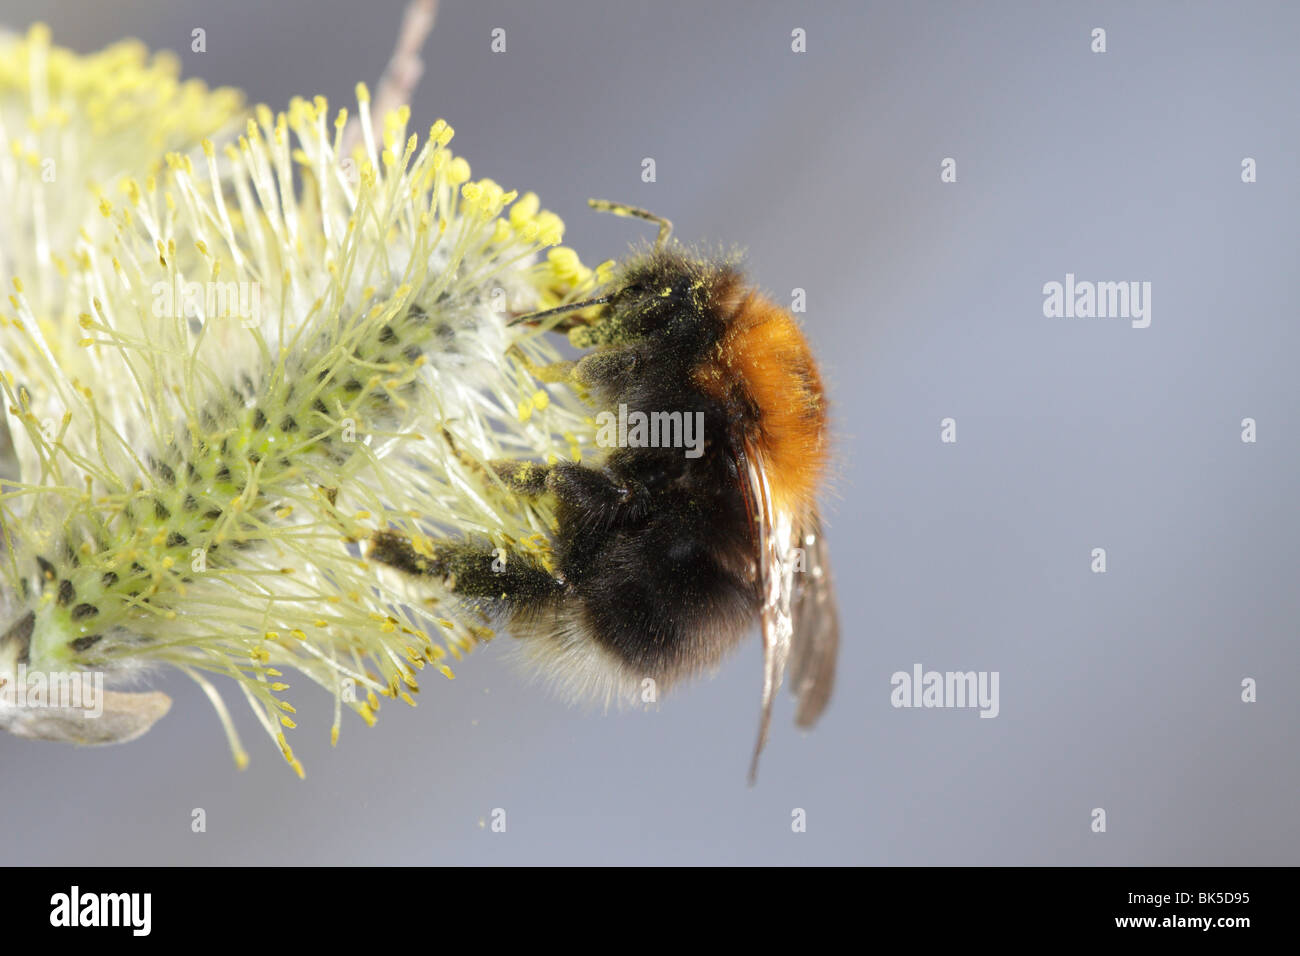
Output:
[{"left": 341, "top": 0, "right": 439, "bottom": 158}]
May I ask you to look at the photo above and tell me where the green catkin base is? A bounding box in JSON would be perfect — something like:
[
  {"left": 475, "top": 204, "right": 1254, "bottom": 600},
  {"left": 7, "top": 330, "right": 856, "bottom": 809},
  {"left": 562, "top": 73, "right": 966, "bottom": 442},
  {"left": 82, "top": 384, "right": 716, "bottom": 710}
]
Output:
[
  {"left": 24, "top": 296, "right": 443, "bottom": 674},
  {"left": 1, "top": 63, "right": 603, "bottom": 768}
]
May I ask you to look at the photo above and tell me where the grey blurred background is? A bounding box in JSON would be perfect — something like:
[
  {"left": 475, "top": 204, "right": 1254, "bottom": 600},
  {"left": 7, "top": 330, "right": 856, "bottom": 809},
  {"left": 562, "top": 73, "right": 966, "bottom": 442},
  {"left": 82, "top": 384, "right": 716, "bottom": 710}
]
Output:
[{"left": 1, "top": 0, "right": 1297, "bottom": 865}]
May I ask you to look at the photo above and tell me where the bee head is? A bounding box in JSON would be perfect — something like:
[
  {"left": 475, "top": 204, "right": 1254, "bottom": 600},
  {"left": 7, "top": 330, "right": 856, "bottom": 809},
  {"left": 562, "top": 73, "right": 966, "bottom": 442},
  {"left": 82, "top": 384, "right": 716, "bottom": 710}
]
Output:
[{"left": 586, "top": 250, "right": 742, "bottom": 352}]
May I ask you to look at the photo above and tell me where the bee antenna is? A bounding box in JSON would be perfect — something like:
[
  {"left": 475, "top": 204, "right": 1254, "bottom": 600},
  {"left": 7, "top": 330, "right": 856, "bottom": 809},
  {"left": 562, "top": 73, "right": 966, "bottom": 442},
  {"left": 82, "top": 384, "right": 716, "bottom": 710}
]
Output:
[
  {"left": 587, "top": 199, "right": 673, "bottom": 249},
  {"left": 507, "top": 295, "right": 611, "bottom": 328}
]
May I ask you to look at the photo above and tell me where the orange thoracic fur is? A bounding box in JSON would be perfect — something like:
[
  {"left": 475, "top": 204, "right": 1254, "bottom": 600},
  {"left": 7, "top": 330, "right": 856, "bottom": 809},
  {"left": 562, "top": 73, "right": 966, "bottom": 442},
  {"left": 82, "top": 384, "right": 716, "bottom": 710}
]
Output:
[{"left": 697, "top": 290, "right": 829, "bottom": 513}]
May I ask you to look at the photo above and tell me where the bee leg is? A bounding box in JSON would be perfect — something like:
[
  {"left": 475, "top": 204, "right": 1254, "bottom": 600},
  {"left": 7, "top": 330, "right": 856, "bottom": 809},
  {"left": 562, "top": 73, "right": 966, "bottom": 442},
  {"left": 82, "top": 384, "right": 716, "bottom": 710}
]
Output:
[
  {"left": 543, "top": 461, "right": 641, "bottom": 512},
  {"left": 480, "top": 455, "right": 645, "bottom": 514},
  {"left": 509, "top": 343, "right": 639, "bottom": 393},
  {"left": 463, "top": 349, "right": 640, "bottom": 500},
  {"left": 506, "top": 345, "right": 576, "bottom": 383},
  {"left": 478, "top": 458, "right": 641, "bottom": 523},
  {"left": 435, "top": 426, "right": 548, "bottom": 498},
  {"left": 370, "top": 532, "right": 563, "bottom": 602},
  {"left": 435, "top": 425, "right": 562, "bottom": 507},
  {"left": 572, "top": 349, "right": 639, "bottom": 393},
  {"left": 370, "top": 461, "right": 639, "bottom": 599},
  {"left": 490, "top": 459, "right": 552, "bottom": 497}
]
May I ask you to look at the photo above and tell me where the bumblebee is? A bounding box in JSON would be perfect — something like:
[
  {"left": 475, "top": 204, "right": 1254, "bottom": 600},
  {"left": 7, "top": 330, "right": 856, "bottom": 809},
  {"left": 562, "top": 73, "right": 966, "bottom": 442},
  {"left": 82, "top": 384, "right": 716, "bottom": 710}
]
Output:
[{"left": 372, "top": 200, "right": 839, "bottom": 780}]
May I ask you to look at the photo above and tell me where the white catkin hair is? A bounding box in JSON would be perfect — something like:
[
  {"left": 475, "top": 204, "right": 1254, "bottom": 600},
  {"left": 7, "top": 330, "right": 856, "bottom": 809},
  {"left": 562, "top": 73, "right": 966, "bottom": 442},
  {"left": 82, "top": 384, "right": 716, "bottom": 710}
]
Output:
[{"left": 0, "top": 24, "right": 608, "bottom": 770}]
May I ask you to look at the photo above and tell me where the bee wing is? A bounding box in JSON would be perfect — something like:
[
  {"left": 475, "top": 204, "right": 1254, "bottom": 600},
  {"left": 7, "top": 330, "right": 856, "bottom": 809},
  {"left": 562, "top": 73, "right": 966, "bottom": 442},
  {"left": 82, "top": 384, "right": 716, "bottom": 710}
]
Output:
[
  {"left": 741, "top": 441, "right": 798, "bottom": 785},
  {"left": 788, "top": 511, "right": 839, "bottom": 728}
]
